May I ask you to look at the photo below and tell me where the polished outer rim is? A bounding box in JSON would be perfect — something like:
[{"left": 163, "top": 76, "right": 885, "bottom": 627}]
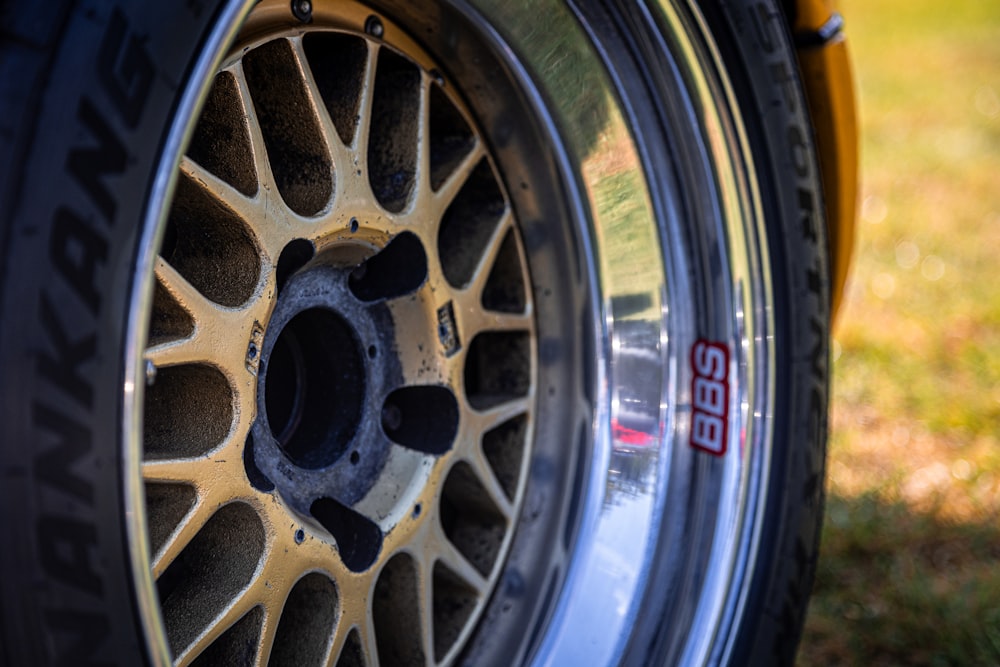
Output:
[
  {"left": 123, "top": 0, "right": 775, "bottom": 665},
  {"left": 463, "top": 1, "right": 776, "bottom": 664}
]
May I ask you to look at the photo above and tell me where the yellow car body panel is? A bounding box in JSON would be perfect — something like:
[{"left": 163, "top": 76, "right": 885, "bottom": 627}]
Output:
[{"left": 791, "top": 0, "right": 858, "bottom": 320}]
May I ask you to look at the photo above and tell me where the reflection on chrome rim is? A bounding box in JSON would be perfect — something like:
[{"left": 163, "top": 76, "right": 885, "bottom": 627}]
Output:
[
  {"left": 123, "top": 0, "right": 775, "bottom": 665},
  {"left": 474, "top": 1, "right": 776, "bottom": 664}
]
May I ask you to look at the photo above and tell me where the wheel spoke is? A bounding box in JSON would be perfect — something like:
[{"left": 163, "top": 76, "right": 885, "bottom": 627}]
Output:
[
  {"left": 174, "top": 583, "right": 265, "bottom": 666},
  {"left": 321, "top": 613, "right": 356, "bottom": 667},
  {"left": 429, "top": 140, "right": 486, "bottom": 220},
  {"left": 417, "top": 558, "right": 436, "bottom": 666},
  {"left": 150, "top": 256, "right": 271, "bottom": 386},
  {"left": 252, "top": 607, "right": 280, "bottom": 667},
  {"left": 287, "top": 37, "right": 356, "bottom": 206},
  {"left": 469, "top": 397, "right": 532, "bottom": 437},
  {"left": 150, "top": 492, "right": 218, "bottom": 579},
  {"left": 461, "top": 310, "right": 533, "bottom": 340},
  {"left": 230, "top": 61, "right": 277, "bottom": 195},
  {"left": 466, "top": 209, "right": 513, "bottom": 296},
  {"left": 433, "top": 528, "right": 488, "bottom": 595},
  {"left": 412, "top": 71, "right": 433, "bottom": 203},
  {"left": 143, "top": 457, "right": 213, "bottom": 485},
  {"left": 467, "top": 451, "right": 514, "bottom": 522},
  {"left": 154, "top": 258, "right": 221, "bottom": 326},
  {"left": 353, "top": 41, "right": 380, "bottom": 156},
  {"left": 145, "top": 338, "right": 204, "bottom": 370},
  {"left": 359, "top": 619, "right": 379, "bottom": 667},
  {"left": 179, "top": 157, "right": 260, "bottom": 226}
]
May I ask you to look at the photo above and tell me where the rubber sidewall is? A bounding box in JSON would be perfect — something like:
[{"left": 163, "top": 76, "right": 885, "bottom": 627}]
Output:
[{"left": 0, "top": 2, "right": 231, "bottom": 664}]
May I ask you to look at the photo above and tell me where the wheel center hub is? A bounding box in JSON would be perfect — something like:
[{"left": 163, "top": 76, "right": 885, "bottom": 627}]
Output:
[
  {"left": 265, "top": 306, "right": 364, "bottom": 469},
  {"left": 250, "top": 260, "right": 399, "bottom": 519}
]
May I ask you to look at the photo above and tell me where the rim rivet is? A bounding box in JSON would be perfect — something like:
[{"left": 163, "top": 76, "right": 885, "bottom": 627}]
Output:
[
  {"left": 365, "top": 15, "right": 384, "bottom": 39},
  {"left": 291, "top": 0, "right": 312, "bottom": 23},
  {"left": 294, "top": 528, "right": 305, "bottom": 544}
]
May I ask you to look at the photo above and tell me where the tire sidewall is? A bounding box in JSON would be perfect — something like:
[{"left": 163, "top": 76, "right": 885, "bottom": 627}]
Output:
[{"left": 0, "top": 2, "right": 233, "bottom": 663}]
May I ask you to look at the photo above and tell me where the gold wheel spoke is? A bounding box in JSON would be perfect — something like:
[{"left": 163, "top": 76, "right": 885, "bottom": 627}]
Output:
[
  {"left": 468, "top": 450, "right": 515, "bottom": 521},
  {"left": 360, "top": 616, "right": 380, "bottom": 667},
  {"left": 417, "top": 558, "right": 436, "bottom": 667},
  {"left": 150, "top": 257, "right": 269, "bottom": 381},
  {"left": 467, "top": 209, "right": 514, "bottom": 297},
  {"left": 174, "top": 582, "right": 265, "bottom": 667},
  {"left": 287, "top": 37, "right": 355, "bottom": 210},
  {"left": 353, "top": 41, "right": 380, "bottom": 156},
  {"left": 462, "top": 309, "right": 533, "bottom": 340},
  {"left": 142, "top": 457, "right": 212, "bottom": 485},
  {"left": 320, "top": 613, "right": 356, "bottom": 667},
  {"left": 150, "top": 491, "right": 217, "bottom": 579},
  {"left": 179, "top": 157, "right": 260, "bottom": 225},
  {"left": 231, "top": 61, "right": 278, "bottom": 193},
  {"left": 412, "top": 71, "right": 433, "bottom": 201},
  {"left": 155, "top": 257, "right": 222, "bottom": 326},
  {"left": 433, "top": 530, "right": 488, "bottom": 595},
  {"left": 145, "top": 339, "right": 205, "bottom": 371},
  {"left": 252, "top": 607, "right": 280, "bottom": 667},
  {"left": 430, "top": 140, "right": 485, "bottom": 218},
  {"left": 470, "top": 397, "right": 532, "bottom": 438},
  {"left": 144, "top": 450, "right": 249, "bottom": 577}
]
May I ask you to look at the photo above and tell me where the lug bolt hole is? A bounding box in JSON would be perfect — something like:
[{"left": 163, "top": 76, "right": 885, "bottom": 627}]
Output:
[
  {"left": 350, "top": 450, "right": 360, "bottom": 465},
  {"left": 368, "top": 345, "right": 377, "bottom": 358},
  {"left": 412, "top": 503, "right": 422, "bottom": 519}
]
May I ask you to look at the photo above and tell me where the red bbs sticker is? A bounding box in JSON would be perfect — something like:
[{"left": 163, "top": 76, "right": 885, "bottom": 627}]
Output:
[{"left": 690, "top": 339, "right": 730, "bottom": 456}]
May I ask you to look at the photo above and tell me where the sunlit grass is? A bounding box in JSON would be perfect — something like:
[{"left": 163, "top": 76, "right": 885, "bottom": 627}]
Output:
[{"left": 798, "top": 0, "right": 1000, "bottom": 663}]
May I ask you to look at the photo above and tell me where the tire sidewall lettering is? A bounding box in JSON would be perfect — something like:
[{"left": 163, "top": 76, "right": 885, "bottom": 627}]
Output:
[{"left": 0, "top": 3, "right": 224, "bottom": 663}]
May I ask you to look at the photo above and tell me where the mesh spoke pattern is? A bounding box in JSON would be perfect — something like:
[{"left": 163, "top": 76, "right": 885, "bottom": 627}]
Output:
[{"left": 142, "top": 7, "right": 536, "bottom": 666}]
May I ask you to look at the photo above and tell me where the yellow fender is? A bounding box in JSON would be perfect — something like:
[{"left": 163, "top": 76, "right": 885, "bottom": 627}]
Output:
[{"left": 789, "top": 0, "right": 858, "bottom": 321}]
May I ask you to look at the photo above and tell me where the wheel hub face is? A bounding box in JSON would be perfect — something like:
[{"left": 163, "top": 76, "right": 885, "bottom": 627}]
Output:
[
  {"left": 135, "top": 1, "right": 540, "bottom": 662},
  {"left": 252, "top": 261, "right": 395, "bottom": 516}
]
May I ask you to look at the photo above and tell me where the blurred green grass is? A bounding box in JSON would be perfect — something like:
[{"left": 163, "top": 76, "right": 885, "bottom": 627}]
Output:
[{"left": 798, "top": 0, "right": 1000, "bottom": 664}]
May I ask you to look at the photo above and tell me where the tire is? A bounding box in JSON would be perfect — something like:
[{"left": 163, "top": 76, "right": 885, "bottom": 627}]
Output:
[{"left": 0, "top": 0, "right": 828, "bottom": 665}]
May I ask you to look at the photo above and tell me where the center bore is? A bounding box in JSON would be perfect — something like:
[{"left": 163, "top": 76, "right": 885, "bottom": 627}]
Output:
[{"left": 263, "top": 307, "right": 366, "bottom": 469}]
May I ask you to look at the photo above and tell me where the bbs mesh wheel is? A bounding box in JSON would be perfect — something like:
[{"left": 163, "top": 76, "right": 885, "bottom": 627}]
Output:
[
  {"left": 141, "top": 6, "right": 542, "bottom": 663},
  {"left": 0, "top": 0, "right": 829, "bottom": 665}
]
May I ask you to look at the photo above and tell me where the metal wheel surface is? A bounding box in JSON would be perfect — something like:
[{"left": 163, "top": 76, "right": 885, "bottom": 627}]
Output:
[{"left": 138, "top": 3, "right": 538, "bottom": 664}]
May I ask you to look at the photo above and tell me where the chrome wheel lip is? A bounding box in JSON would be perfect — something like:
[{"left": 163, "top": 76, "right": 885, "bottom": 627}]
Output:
[{"left": 456, "top": 1, "right": 775, "bottom": 665}]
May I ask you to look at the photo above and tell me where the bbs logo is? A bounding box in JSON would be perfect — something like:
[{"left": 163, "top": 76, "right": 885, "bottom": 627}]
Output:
[{"left": 690, "top": 340, "right": 730, "bottom": 456}]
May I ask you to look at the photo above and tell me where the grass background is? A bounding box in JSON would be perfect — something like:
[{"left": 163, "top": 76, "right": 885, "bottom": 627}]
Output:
[{"left": 797, "top": 0, "right": 1000, "bottom": 663}]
